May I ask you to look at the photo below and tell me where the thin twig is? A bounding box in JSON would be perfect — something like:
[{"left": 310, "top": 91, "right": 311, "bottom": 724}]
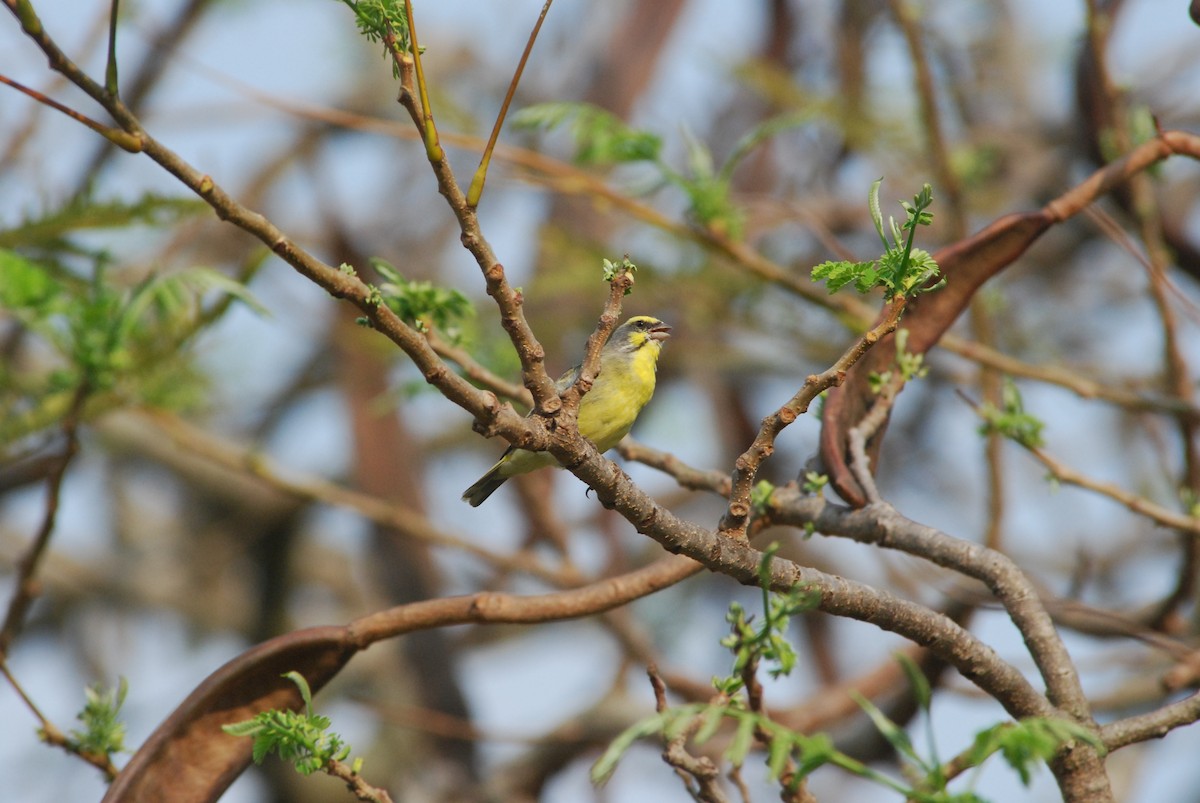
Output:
[
  {"left": 325, "top": 757, "right": 395, "bottom": 803},
  {"left": 466, "top": 0, "right": 555, "bottom": 208},
  {"left": 648, "top": 667, "right": 730, "bottom": 803},
  {"left": 426, "top": 329, "right": 532, "bottom": 406},
  {"left": 0, "top": 73, "right": 139, "bottom": 151},
  {"left": 1083, "top": 0, "right": 1200, "bottom": 626},
  {"left": 0, "top": 384, "right": 87, "bottom": 658},
  {"left": 718, "top": 296, "right": 906, "bottom": 539},
  {"left": 1029, "top": 446, "right": 1200, "bottom": 538},
  {"left": 1, "top": 659, "right": 119, "bottom": 779}
]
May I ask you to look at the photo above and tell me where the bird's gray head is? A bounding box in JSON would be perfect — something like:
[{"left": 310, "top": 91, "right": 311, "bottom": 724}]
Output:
[{"left": 613, "top": 315, "right": 671, "bottom": 352}]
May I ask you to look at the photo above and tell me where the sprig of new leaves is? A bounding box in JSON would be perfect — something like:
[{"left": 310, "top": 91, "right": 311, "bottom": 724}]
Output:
[
  {"left": 360, "top": 258, "right": 473, "bottom": 342},
  {"left": 67, "top": 678, "right": 128, "bottom": 760},
  {"left": 513, "top": 103, "right": 662, "bottom": 166},
  {"left": 718, "top": 543, "right": 819, "bottom": 692},
  {"left": 222, "top": 673, "right": 398, "bottom": 803},
  {"left": 592, "top": 544, "right": 1100, "bottom": 800},
  {"left": 222, "top": 672, "right": 360, "bottom": 777},
  {"left": 514, "top": 102, "right": 813, "bottom": 239},
  {"left": 602, "top": 256, "right": 637, "bottom": 294},
  {"left": 592, "top": 547, "right": 827, "bottom": 790},
  {"left": 977, "top": 378, "right": 1045, "bottom": 448},
  {"left": 812, "top": 179, "right": 943, "bottom": 299},
  {"left": 0, "top": 247, "right": 265, "bottom": 445},
  {"left": 337, "top": 0, "right": 413, "bottom": 74},
  {"left": 856, "top": 653, "right": 1104, "bottom": 799}
]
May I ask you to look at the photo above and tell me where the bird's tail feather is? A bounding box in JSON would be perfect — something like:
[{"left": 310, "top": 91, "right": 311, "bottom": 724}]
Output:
[{"left": 461, "top": 468, "right": 507, "bottom": 507}]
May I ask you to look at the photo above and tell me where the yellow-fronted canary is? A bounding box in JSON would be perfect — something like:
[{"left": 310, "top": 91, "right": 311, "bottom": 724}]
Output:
[{"left": 461, "top": 315, "right": 671, "bottom": 506}]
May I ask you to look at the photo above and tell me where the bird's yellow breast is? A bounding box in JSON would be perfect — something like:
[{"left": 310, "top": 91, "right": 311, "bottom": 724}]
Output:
[{"left": 577, "top": 338, "right": 662, "bottom": 452}]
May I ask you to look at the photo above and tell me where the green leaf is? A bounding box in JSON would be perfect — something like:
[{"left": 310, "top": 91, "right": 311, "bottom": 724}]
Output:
[
  {"left": 0, "top": 192, "right": 206, "bottom": 251},
  {"left": 896, "top": 652, "right": 932, "bottom": 711},
  {"left": 513, "top": 102, "right": 662, "bottom": 166},
  {"left": 284, "top": 671, "right": 314, "bottom": 716},
  {"left": 978, "top": 379, "right": 1045, "bottom": 448},
  {"left": 338, "top": 0, "right": 411, "bottom": 57},
  {"left": 67, "top": 678, "right": 129, "bottom": 757},
  {"left": 370, "top": 258, "right": 474, "bottom": 339},
  {"left": 869, "top": 177, "right": 886, "bottom": 250},
  {"left": 725, "top": 712, "right": 756, "bottom": 766},
  {"left": 251, "top": 732, "right": 274, "bottom": 765},
  {"left": 664, "top": 162, "right": 742, "bottom": 238},
  {"left": 816, "top": 179, "right": 940, "bottom": 299},
  {"left": 756, "top": 541, "right": 780, "bottom": 592},
  {"left": 693, "top": 705, "right": 726, "bottom": 744},
  {"left": 179, "top": 267, "right": 270, "bottom": 316},
  {"left": 766, "top": 732, "right": 793, "bottom": 779},
  {"left": 811, "top": 259, "right": 879, "bottom": 295},
  {"left": 794, "top": 731, "right": 837, "bottom": 777},
  {"left": 0, "top": 249, "right": 62, "bottom": 311},
  {"left": 658, "top": 127, "right": 745, "bottom": 238},
  {"left": 220, "top": 720, "right": 262, "bottom": 737},
  {"left": 220, "top": 670, "right": 362, "bottom": 779},
  {"left": 591, "top": 711, "right": 675, "bottom": 786},
  {"left": 749, "top": 480, "right": 776, "bottom": 513},
  {"left": 601, "top": 256, "right": 638, "bottom": 289},
  {"left": 963, "top": 718, "right": 1104, "bottom": 787},
  {"left": 850, "top": 691, "right": 925, "bottom": 769},
  {"left": 801, "top": 471, "right": 828, "bottom": 495}
]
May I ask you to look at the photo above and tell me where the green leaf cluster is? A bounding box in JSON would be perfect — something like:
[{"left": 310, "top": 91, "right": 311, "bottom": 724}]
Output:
[
  {"left": 370, "top": 258, "right": 474, "bottom": 341},
  {"left": 221, "top": 672, "right": 356, "bottom": 777},
  {"left": 894, "top": 328, "right": 928, "bottom": 381},
  {"left": 870, "top": 328, "right": 929, "bottom": 395},
  {"left": 849, "top": 654, "right": 1102, "bottom": 800},
  {"left": 964, "top": 718, "right": 1105, "bottom": 787},
  {"left": 850, "top": 656, "right": 956, "bottom": 800},
  {"left": 515, "top": 103, "right": 811, "bottom": 240},
  {"left": 749, "top": 479, "right": 776, "bottom": 513},
  {"left": 338, "top": 0, "right": 412, "bottom": 66},
  {"left": 661, "top": 128, "right": 744, "bottom": 238},
  {"left": 801, "top": 471, "right": 828, "bottom": 495},
  {"left": 977, "top": 378, "right": 1044, "bottom": 448},
  {"left": 1, "top": 255, "right": 255, "bottom": 422},
  {"left": 66, "top": 678, "right": 128, "bottom": 758},
  {"left": 593, "top": 702, "right": 878, "bottom": 791},
  {"left": 812, "top": 179, "right": 942, "bottom": 299},
  {"left": 713, "top": 546, "right": 820, "bottom": 695},
  {"left": 601, "top": 256, "right": 637, "bottom": 295},
  {"left": 593, "top": 558, "right": 1098, "bottom": 800},
  {"left": 0, "top": 193, "right": 204, "bottom": 253},
  {"left": 513, "top": 102, "right": 662, "bottom": 166},
  {"left": 1, "top": 194, "right": 265, "bottom": 446}
]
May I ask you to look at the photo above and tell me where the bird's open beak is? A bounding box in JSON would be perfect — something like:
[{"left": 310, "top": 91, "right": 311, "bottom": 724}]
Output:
[{"left": 649, "top": 322, "right": 672, "bottom": 342}]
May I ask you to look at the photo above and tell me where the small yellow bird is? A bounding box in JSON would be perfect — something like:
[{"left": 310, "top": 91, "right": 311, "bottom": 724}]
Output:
[{"left": 461, "top": 315, "right": 672, "bottom": 506}]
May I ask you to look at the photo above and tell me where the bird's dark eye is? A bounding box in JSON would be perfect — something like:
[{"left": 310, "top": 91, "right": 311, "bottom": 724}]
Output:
[{"left": 637, "top": 320, "right": 647, "bottom": 329}]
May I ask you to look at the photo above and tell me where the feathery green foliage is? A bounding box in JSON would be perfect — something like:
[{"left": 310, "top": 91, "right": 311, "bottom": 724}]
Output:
[
  {"left": 515, "top": 102, "right": 812, "bottom": 239},
  {"left": 221, "top": 672, "right": 358, "bottom": 777},
  {"left": 0, "top": 235, "right": 265, "bottom": 446},
  {"left": 368, "top": 258, "right": 473, "bottom": 341},
  {"left": 514, "top": 102, "right": 662, "bottom": 166},
  {"left": 812, "top": 179, "right": 942, "bottom": 298},
  {"left": 593, "top": 551, "right": 1098, "bottom": 800},
  {"left": 337, "top": 0, "right": 412, "bottom": 72},
  {"left": 964, "top": 719, "right": 1105, "bottom": 787},
  {"left": 977, "top": 378, "right": 1045, "bottom": 448},
  {"left": 66, "top": 678, "right": 128, "bottom": 760},
  {"left": 0, "top": 193, "right": 205, "bottom": 253}
]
